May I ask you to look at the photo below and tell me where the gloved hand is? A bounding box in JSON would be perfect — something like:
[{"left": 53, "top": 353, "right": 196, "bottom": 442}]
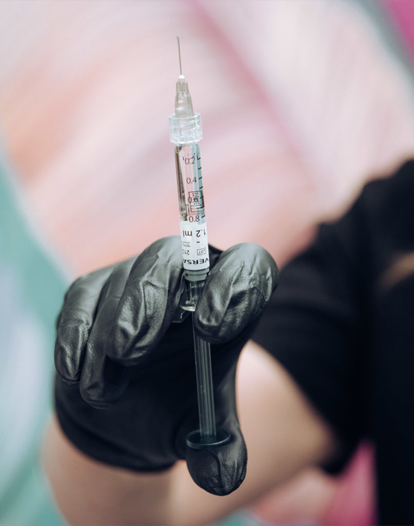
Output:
[{"left": 54, "top": 236, "right": 278, "bottom": 495}]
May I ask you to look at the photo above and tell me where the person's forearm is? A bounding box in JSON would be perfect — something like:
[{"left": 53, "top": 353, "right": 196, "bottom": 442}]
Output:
[
  {"left": 44, "top": 416, "right": 242, "bottom": 526},
  {"left": 43, "top": 417, "right": 177, "bottom": 526}
]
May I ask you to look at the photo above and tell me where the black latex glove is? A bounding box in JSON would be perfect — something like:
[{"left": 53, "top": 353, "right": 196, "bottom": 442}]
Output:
[{"left": 55, "top": 236, "right": 278, "bottom": 495}]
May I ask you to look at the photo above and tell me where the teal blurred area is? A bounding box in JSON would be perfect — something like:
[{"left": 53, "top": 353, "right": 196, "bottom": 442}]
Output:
[{"left": 0, "top": 156, "right": 66, "bottom": 524}]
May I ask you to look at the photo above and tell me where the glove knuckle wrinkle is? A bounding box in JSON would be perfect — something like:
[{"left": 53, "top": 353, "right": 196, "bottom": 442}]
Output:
[
  {"left": 197, "top": 240, "right": 278, "bottom": 345},
  {"left": 197, "top": 264, "right": 245, "bottom": 338},
  {"left": 55, "top": 320, "right": 90, "bottom": 380},
  {"left": 112, "top": 280, "right": 169, "bottom": 363}
]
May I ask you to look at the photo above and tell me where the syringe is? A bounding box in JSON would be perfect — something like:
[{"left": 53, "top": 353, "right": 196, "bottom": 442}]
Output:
[{"left": 169, "top": 37, "right": 230, "bottom": 449}]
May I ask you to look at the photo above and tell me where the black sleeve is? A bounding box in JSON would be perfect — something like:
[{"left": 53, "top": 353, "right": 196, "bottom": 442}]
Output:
[{"left": 252, "top": 193, "right": 371, "bottom": 473}]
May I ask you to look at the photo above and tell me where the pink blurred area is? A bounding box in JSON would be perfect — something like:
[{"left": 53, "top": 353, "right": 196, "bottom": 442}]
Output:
[
  {"left": 0, "top": 1, "right": 413, "bottom": 524},
  {"left": 251, "top": 443, "right": 375, "bottom": 526},
  {"left": 0, "top": 1, "right": 413, "bottom": 275}
]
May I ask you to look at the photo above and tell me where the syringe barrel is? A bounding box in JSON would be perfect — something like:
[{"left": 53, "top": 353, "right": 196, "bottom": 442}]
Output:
[{"left": 174, "top": 141, "right": 209, "bottom": 282}]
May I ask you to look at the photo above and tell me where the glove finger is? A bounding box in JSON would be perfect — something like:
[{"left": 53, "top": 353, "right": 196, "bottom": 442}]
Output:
[
  {"left": 185, "top": 420, "right": 247, "bottom": 496},
  {"left": 55, "top": 264, "right": 117, "bottom": 383},
  {"left": 194, "top": 243, "right": 278, "bottom": 344},
  {"left": 79, "top": 258, "right": 136, "bottom": 407},
  {"left": 208, "top": 244, "right": 222, "bottom": 268},
  {"left": 177, "top": 353, "right": 247, "bottom": 495},
  {"left": 185, "top": 357, "right": 247, "bottom": 495},
  {"left": 109, "top": 236, "right": 185, "bottom": 365},
  {"left": 79, "top": 342, "right": 129, "bottom": 409}
]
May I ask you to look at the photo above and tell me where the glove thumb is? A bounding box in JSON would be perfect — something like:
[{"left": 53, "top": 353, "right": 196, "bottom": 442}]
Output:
[{"left": 185, "top": 420, "right": 247, "bottom": 496}]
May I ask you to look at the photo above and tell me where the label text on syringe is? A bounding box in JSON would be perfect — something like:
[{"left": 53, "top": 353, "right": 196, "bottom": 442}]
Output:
[{"left": 180, "top": 220, "right": 209, "bottom": 271}]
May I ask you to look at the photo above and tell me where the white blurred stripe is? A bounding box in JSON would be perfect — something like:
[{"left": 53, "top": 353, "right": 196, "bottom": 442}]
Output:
[{"left": 0, "top": 263, "right": 49, "bottom": 500}]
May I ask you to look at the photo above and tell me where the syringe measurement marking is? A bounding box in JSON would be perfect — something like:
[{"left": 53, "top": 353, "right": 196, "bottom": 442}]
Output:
[{"left": 183, "top": 155, "right": 195, "bottom": 165}]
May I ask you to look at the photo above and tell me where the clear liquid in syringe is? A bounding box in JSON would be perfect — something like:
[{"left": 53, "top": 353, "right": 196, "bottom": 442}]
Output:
[{"left": 175, "top": 143, "right": 209, "bottom": 270}]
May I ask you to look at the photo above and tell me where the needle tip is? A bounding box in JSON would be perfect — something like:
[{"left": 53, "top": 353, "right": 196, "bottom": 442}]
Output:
[{"left": 177, "top": 36, "right": 183, "bottom": 75}]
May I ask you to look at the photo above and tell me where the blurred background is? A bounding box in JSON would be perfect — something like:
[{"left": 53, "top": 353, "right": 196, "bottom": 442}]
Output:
[
  {"left": 2, "top": 0, "right": 414, "bottom": 274},
  {"left": 1, "top": 1, "right": 414, "bottom": 525}
]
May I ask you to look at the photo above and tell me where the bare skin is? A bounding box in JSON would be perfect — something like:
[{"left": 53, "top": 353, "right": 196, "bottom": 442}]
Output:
[{"left": 44, "top": 341, "right": 337, "bottom": 526}]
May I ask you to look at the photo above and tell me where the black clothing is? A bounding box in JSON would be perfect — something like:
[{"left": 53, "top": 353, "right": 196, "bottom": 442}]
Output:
[{"left": 253, "top": 160, "right": 414, "bottom": 525}]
